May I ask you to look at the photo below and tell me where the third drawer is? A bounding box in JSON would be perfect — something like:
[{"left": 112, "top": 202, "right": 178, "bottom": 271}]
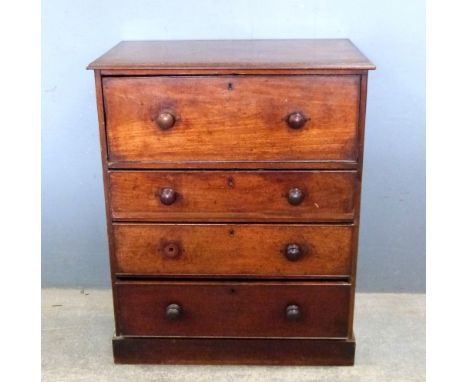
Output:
[{"left": 113, "top": 223, "right": 354, "bottom": 278}]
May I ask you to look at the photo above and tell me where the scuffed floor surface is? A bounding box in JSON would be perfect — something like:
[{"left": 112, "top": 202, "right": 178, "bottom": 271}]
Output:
[{"left": 42, "top": 289, "right": 425, "bottom": 381}]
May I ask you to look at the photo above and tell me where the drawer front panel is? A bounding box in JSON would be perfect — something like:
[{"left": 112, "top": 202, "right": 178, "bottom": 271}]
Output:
[
  {"left": 103, "top": 75, "right": 360, "bottom": 164},
  {"left": 116, "top": 281, "right": 351, "bottom": 338},
  {"left": 109, "top": 171, "right": 356, "bottom": 222},
  {"left": 113, "top": 224, "right": 353, "bottom": 277}
]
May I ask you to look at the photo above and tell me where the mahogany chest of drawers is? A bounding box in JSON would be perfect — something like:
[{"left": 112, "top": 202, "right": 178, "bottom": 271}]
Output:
[{"left": 88, "top": 39, "right": 375, "bottom": 365}]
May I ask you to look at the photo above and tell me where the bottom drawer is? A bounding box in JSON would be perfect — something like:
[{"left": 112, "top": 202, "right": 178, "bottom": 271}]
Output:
[{"left": 115, "top": 281, "right": 351, "bottom": 338}]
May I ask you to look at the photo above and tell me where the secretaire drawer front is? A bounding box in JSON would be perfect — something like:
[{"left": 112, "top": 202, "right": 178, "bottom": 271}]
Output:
[
  {"left": 116, "top": 281, "right": 351, "bottom": 338},
  {"left": 109, "top": 171, "right": 356, "bottom": 222},
  {"left": 113, "top": 224, "right": 353, "bottom": 277},
  {"left": 103, "top": 75, "right": 360, "bottom": 164}
]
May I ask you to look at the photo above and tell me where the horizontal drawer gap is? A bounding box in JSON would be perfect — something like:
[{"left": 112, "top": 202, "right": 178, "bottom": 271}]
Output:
[
  {"left": 116, "top": 334, "right": 350, "bottom": 340},
  {"left": 111, "top": 220, "right": 356, "bottom": 225},
  {"left": 112, "top": 221, "right": 356, "bottom": 227},
  {"left": 114, "top": 277, "right": 352, "bottom": 284},
  {"left": 101, "top": 73, "right": 365, "bottom": 78},
  {"left": 107, "top": 168, "right": 359, "bottom": 173}
]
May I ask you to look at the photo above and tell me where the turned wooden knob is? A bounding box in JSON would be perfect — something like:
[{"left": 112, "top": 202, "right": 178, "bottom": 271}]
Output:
[
  {"left": 165, "top": 304, "right": 182, "bottom": 320},
  {"left": 162, "top": 242, "right": 180, "bottom": 258},
  {"left": 285, "top": 304, "right": 301, "bottom": 321},
  {"left": 285, "top": 243, "right": 303, "bottom": 261},
  {"left": 156, "top": 111, "right": 176, "bottom": 130},
  {"left": 286, "top": 112, "right": 307, "bottom": 129},
  {"left": 159, "top": 188, "right": 177, "bottom": 205},
  {"left": 287, "top": 187, "right": 305, "bottom": 205}
]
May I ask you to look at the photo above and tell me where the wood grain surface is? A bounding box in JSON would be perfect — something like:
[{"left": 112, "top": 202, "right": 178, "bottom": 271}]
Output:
[
  {"left": 88, "top": 39, "right": 375, "bottom": 70},
  {"left": 109, "top": 170, "right": 356, "bottom": 222},
  {"left": 115, "top": 281, "right": 351, "bottom": 338},
  {"left": 113, "top": 223, "right": 354, "bottom": 277},
  {"left": 103, "top": 75, "right": 360, "bottom": 164},
  {"left": 113, "top": 336, "right": 355, "bottom": 365}
]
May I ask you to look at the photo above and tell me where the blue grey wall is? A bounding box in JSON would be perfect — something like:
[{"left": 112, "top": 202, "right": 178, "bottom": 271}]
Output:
[{"left": 42, "top": 0, "right": 425, "bottom": 292}]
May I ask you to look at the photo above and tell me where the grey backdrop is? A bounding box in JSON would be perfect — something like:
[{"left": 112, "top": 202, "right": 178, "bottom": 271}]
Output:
[{"left": 42, "top": 0, "right": 425, "bottom": 292}]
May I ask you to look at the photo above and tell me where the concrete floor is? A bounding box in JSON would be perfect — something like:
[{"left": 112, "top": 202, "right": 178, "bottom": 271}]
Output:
[{"left": 42, "top": 289, "right": 425, "bottom": 382}]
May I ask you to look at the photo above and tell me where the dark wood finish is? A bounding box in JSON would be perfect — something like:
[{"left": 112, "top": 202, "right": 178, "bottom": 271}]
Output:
[
  {"left": 287, "top": 187, "right": 305, "bottom": 206},
  {"left": 88, "top": 39, "right": 374, "bottom": 365},
  {"left": 284, "top": 243, "right": 304, "bottom": 262},
  {"left": 101, "top": 68, "right": 369, "bottom": 76},
  {"left": 287, "top": 111, "right": 309, "bottom": 130},
  {"left": 109, "top": 170, "right": 356, "bottom": 222},
  {"left": 88, "top": 39, "right": 375, "bottom": 71},
  {"left": 113, "top": 224, "right": 354, "bottom": 277},
  {"left": 285, "top": 304, "right": 302, "bottom": 321},
  {"left": 92, "top": 71, "right": 122, "bottom": 336},
  {"left": 155, "top": 111, "right": 176, "bottom": 130},
  {"left": 115, "top": 281, "right": 351, "bottom": 338},
  {"left": 103, "top": 75, "right": 360, "bottom": 165},
  {"left": 112, "top": 336, "right": 355, "bottom": 365},
  {"left": 165, "top": 303, "right": 182, "bottom": 321},
  {"left": 347, "top": 73, "right": 369, "bottom": 337},
  {"left": 158, "top": 187, "right": 177, "bottom": 206}
]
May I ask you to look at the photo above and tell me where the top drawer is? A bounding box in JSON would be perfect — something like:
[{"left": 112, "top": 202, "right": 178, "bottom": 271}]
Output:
[{"left": 103, "top": 76, "right": 360, "bottom": 166}]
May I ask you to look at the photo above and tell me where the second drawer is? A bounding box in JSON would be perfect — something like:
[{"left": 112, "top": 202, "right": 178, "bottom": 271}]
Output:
[
  {"left": 109, "top": 170, "right": 356, "bottom": 222},
  {"left": 113, "top": 224, "right": 354, "bottom": 278}
]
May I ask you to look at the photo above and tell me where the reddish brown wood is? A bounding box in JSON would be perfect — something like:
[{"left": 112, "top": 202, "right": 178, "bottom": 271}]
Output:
[
  {"left": 347, "top": 73, "right": 369, "bottom": 336},
  {"left": 112, "top": 336, "right": 355, "bottom": 365},
  {"left": 101, "top": 68, "right": 369, "bottom": 76},
  {"left": 88, "top": 39, "right": 374, "bottom": 366},
  {"left": 103, "top": 75, "right": 360, "bottom": 165},
  {"left": 115, "top": 281, "right": 351, "bottom": 338},
  {"left": 92, "top": 71, "right": 121, "bottom": 335},
  {"left": 113, "top": 224, "right": 354, "bottom": 277},
  {"left": 109, "top": 170, "right": 356, "bottom": 222},
  {"left": 87, "top": 39, "right": 375, "bottom": 71}
]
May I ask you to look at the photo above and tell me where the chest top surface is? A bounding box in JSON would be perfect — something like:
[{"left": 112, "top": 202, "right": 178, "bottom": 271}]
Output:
[{"left": 87, "top": 39, "right": 375, "bottom": 71}]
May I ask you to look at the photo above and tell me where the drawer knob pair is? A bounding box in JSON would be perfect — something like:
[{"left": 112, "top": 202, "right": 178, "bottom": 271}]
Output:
[
  {"left": 160, "top": 242, "right": 303, "bottom": 261},
  {"left": 156, "top": 111, "right": 307, "bottom": 130},
  {"left": 165, "top": 303, "right": 302, "bottom": 321},
  {"left": 160, "top": 186, "right": 305, "bottom": 206}
]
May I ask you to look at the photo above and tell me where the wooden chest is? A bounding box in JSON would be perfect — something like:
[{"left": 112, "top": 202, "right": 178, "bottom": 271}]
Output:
[{"left": 88, "top": 39, "right": 375, "bottom": 365}]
